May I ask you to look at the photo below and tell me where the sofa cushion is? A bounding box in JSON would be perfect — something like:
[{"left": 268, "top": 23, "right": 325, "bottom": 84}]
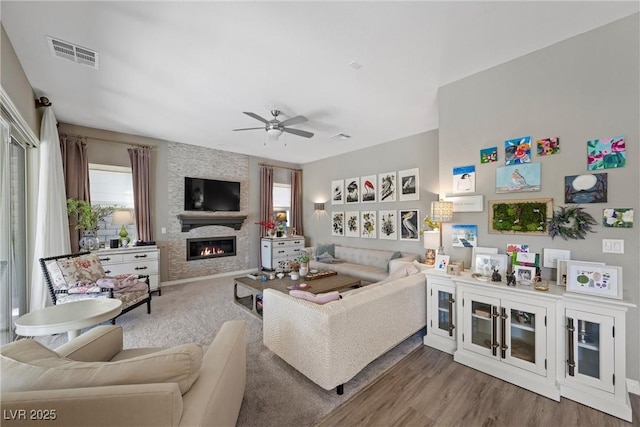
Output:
[
  {"left": 56, "top": 253, "right": 106, "bottom": 285},
  {"left": 315, "top": 243, "right": 335, "bottom": 258},
  {"left": 1, "top": 339, "right": 202, "bottom": 395},
  {"left": 315, "top": 252, "right": 343, "bottom": 264},
  {"left": 289, "top": 290, "right": 340, "bottom": 304},
  {"left": 334, "top": 246, "right": 392, "bottom": 270},
  {"left": 387, "top": 251, "right": 402, "bottom": 271}
]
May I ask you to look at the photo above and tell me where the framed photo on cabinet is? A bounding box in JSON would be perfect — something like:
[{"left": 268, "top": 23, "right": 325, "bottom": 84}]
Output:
[{"left": 566, "top": 261, "right": 622, "bottom": 299}]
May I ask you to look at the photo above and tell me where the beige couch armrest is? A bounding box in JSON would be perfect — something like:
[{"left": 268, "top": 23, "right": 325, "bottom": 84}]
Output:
[
  {"left": 1, "top": 383, "right": 182, "bottom": 427},
  {"left": 179, "top": 320, "right": 246, "bottom": 427},
  {"left": 55, "top": 325, "right": 123, "bottom": 361}
]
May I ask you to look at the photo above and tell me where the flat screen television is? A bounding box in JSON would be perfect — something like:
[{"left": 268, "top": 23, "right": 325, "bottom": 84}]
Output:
[{"left": 184, "top": 177, "right": 240, "bottom": 212}]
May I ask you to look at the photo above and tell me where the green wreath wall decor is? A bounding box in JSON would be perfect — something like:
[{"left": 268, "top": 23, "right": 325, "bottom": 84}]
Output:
[{"left": 548, "top": 205, "right": 597, "bottom": 240}]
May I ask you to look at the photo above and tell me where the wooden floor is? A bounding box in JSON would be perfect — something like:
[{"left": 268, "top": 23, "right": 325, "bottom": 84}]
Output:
[{"left": 316, "top": 345, "right": 640, "bottom": 427}]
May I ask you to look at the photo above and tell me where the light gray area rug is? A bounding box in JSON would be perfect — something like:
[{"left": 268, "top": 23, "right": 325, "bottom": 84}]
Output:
[{"left": 36, "top": 276, "right": 423, "bottom": 427}]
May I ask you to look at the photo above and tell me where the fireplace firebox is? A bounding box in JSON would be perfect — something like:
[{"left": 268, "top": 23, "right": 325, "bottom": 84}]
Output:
[{"left": 187, "top": 236, "right": 236, "bottom": 261}]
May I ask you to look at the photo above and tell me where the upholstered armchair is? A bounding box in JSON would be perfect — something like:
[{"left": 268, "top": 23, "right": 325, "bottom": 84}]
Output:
[
  {"left": 39, "top": 252, "right": 151, "bottom": 322},
  {"left": 1, "top": 321, "right": 247, "bottom": 426}
]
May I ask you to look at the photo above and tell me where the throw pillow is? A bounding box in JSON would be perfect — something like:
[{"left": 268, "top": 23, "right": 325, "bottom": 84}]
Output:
[
  {"left": 315, "top": 243, "right": 335, "bottom": 258},
  {"left": 1, "top": 339, "right": 203, "bottom": 395},
  {"left": 56, "top": 253, "right": 106, "bottom": 284},
  {"left": 316, "top": 252, "right": 343, "bottom": 264},
  {"left": 387, "top": 251, "right": 402, "bottom": 272},
  {"left": 289, "top": 290, "right": 340, "bottom": 304},
  {"left": 44, "top": 260, "right": 68, "bottom": 291}
]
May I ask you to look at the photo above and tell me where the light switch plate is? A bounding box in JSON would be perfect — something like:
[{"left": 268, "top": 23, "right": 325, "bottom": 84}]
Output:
[
  {"left": 543, "top": 248, "right": 571, "bottom": 268},
  {"left": 602, "top": 239, "right": 624, "bottom": 254}
]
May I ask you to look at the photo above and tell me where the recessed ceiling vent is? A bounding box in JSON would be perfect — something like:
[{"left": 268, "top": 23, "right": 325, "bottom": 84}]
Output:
[
  {"left": 47, "top": 36, "right": 99, "bottom": 69},
  {"left": 331, "top": 133, "right": 351, "bottom": 141}
]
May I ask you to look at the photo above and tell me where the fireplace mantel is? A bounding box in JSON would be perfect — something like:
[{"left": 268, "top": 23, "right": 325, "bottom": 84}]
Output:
[{"left": 177, "top": 214, "right": 247, "bottom": 232}]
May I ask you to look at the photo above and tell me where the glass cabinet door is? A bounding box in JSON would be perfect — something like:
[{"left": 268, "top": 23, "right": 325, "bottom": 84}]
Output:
[
  {"left": 502, "top": 300, "right": 547, "bottom": 375},
  {"left": 430, "top": 284, "right": 455, "bottom": 340},
  {"left": 463, "top": 292, "right": 498, "bottom": 357},
  {"left": 566, "top": 309, "right": 614, "bottom": 393}
]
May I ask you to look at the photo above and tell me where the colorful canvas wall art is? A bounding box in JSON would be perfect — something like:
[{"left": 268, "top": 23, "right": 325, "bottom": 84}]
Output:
[
  {"left": 361, "top": 211, "right": 377, "bottom": 238},
  {"left": 537, "top": 137, "right": 560, "bottom": 156},
  {"left": 506, "top": 244, "right": 529, "bottom": 255},
  {"left": 505, "top": 136, "right": 531, "bottom": 165},
  {"left": 399, "top": 209, "right": 419, "bottom": 241},
  {"left": 331, "top": 180, "right": 344, "bottom": 205},
  {"left": 495, "top": 163, "right": 541, "bottom": 193},
  {"left": 453, "top": 165, "right": 476, "bottom": 194},
  {"left": 451, "top": 224, "right": 478, "bottom": 247},
  {"left": 379, "top": 210, "right": 398, "bottom": 240},
  {"left": 345, "top": 211, "right": 359, "bottom": 237},
  {"left": 587, "top": 136, "right": 625, "bottom": 170},
  {"left": 480, "top": 147, "right": 498, "bottom": 164},
  {"left": 345, "top": 177, "right": 359, "bottom": 204},
  {"left": 360, "top": 175, "right": 376, "bottom": 203},
  {"left": 603, "top": 208, "right": 633, "bottom": 228},
  {"left": 378, "top": 172, "right": 396, "bottom": 202},
  {"left": 398, "top": 168, "right": 419, "bottom": 201},
  {"left": 565, "top": 173, "right": 607, "bottom": 203},
  {"left": 331, "top": 212, "right": 344, "bottom": 236}
]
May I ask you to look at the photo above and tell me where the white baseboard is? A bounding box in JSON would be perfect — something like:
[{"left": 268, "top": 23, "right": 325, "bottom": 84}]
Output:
[
  {"left": 626, "top": 378, "right": 640, "bottom": 396},
  {"left": 160, "top": 268, "right": 256, "bottom": 288}
]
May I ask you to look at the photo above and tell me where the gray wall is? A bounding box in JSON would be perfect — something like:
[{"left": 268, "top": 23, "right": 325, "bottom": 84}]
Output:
[
  {"left": 302, "top": 130, "right": 439, "bottom": 256},
  {"left": 438, "top": 14, "right": 639, "bottom": 379}
]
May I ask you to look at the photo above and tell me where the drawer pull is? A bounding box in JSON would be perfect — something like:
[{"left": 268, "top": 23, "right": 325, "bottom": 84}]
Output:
[
  {"left": 99, "top": 257, "right": 111, "bottom": 262},
  {"left": 134, "top": 254, "right": 148, "bottom": 258},
  {"left": 104, "top": 270, "right": 111, "bottom": 274},
  {"left": 134, "top": 266, "right": 148, "bottom": 271}
]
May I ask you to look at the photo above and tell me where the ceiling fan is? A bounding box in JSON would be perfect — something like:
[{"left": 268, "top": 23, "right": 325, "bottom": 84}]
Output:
[{"left": 233, "top": 110, "right": 314, "bottom": 139}]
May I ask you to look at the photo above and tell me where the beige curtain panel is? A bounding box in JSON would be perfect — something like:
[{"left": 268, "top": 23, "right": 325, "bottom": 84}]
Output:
[
  {"left": 59, "top": 134, "right": 90, "bottom": 253},
  {"left": 290, "top": 169, "right": 303, "bottom": 236},
  {"left": 128, "top": 147, "right": 153, "bottom": 242}
]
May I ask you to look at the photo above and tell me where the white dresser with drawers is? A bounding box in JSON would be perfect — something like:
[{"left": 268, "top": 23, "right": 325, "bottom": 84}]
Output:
[
  {"left": 261, "top": 236, "right": 305, "bottom": 270},
  {"left": 95, "top": 246, "right": 161, "bottom": 295}
]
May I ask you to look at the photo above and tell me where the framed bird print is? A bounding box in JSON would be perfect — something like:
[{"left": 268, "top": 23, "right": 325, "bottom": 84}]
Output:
[
  {"left": 331, "top": 180, "right": 344, "bottom": 205},
  {"left": 345, "top": 211, "right": 360, "bottom": 237},
  {"left": 378, "top": 172, "right": 396, "bottom": 202},
  {"left": 379, "top": 210, "right": 397, "bottom": 240},
  {"left": 345, "top": 177, "right": 359, "bottom": 204},
  {"left": 360, "top": 175, "right": 376, "bottom": 203},
  {"left": 496, "top": 163, "right": 541, "bottom": 193},
  {"left": 398, "top": 168, "right": 419, "bottom": 201},
  {"left": 399, "top": 209, "right": 420, "bottom": 241}
]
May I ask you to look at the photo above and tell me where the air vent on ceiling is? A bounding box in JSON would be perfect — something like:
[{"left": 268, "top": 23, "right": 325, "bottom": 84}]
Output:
[
  {"left": 331, "top": 133, "right": 352, "bottom": 141},
  {"left": 47, "top": 36, "right": 99, "bottom": 69}
]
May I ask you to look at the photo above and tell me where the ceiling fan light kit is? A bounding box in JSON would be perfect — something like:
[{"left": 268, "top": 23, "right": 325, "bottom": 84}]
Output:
[{"left": 233, "top": 109, "right": 314, "bottom": 140}]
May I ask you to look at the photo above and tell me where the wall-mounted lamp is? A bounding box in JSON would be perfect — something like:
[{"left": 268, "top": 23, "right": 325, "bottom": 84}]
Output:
[
  {"left": 314, "top": 202, "right": 325, "bottom": 212},
  {"left": 430, "top": 201, "right": 454, "bottom": 254}
]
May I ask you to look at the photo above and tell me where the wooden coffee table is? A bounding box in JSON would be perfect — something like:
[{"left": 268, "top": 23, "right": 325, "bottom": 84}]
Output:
[{"left": 234, "top": 272, "right": 361, "bottom": 319}]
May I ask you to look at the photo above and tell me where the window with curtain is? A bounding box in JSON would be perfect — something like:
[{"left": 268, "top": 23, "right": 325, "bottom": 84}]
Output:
[
  {"left": 273, "top": 183, "right": 291, "bottom": 227},
  {"left": 88, "top": 163, "right": 137, "bottom": 245},
  {"left": 0, "top": 119, "right": 28, "bottom": 344}
]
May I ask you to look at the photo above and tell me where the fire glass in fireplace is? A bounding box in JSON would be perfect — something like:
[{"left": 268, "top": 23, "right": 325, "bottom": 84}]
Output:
[{"left": 187, "top": 236, "right": 236, "bottom": 261}]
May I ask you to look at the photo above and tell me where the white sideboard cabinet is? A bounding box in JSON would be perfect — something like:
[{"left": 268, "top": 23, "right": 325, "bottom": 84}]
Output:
[
  {"left": 421, "top": 271, "right": 635, "bottom": 421},
  {"left": 96, "top": 246, "right": 161, "bottom": 295},
  {"left": 260, "top": 236, "right": 305, "bottom": 270}
]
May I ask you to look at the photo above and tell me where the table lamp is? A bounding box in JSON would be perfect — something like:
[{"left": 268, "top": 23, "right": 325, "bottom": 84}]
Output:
[
  {"left": 112, "top": 210, "right": 135, "bottom": 247},
  {"left": 430, "top": 201, "right": 454, "bottom": 254}
]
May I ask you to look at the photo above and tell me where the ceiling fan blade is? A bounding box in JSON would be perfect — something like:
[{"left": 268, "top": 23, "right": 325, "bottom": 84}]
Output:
[
  {"left": 283, "top": 127, "right": 314, "bottom": 138},
  {"left": 279, "top": 115, "right": 308, "bottom": 127},
  {"left": 232, "top": 127, "right": 265, "bottom": 131},
  {"left": 243, "top": 112, "right": 270, "bottom": 124}
]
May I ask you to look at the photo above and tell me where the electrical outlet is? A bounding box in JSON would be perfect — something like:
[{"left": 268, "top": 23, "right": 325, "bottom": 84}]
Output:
[
  {"left": 161, "top": 227, "right": 167, "bottom": 234},
  {"left": 602, "top": 239, "right": 624, "bottom": 254}
]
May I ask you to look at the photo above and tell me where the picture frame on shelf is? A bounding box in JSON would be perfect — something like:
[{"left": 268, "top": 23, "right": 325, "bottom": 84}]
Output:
[
  {"left": 470, "top": 246, "right": 498, "bottom": 271},
  {"left": 434, "top": 254, "right": 450, "bottom": 272},
  {"left": 514, "top": 265, "right": 536, "bottom": 285},
  {"left": 474, "top": 253, "right": 509, "bottom": 277},
  {"left": 566, "top": 261, "right": 623, "bottom": 299},
  {"left": 556, "top": 259, "right": 604, "bottom": 287}
]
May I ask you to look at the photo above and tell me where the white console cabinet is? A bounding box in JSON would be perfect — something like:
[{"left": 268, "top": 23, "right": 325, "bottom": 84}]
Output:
[
  {"left": 559, "top": 296, "right": 634, "bottom": 421},
  {"left": 424, "top": 272, "right": 457, "bottom": 354},
  {"left": 420, "top": 271, "right": 635, "bottom": 421},
  {"left": 261, "top": 236, "right": 305, "bottom": 270},
  {"left": 96, "top": 246, "right": 160, "bottom": 295}
]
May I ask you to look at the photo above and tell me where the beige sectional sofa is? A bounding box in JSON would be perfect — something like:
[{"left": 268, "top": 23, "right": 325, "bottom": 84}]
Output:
[
  {"left": 305, "top": 244, "right": 420, "bottom": 282},
  {"left": 1, "top": 320, "right": 246, "bottom": 427},
  {"left": 263, "top": 263, "right": 426, "bottom": 394}
]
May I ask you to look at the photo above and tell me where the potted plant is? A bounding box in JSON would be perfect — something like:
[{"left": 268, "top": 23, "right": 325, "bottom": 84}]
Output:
[
  {"left": 67, "top": 199, "right": 118, "bottom": 250},
  {"left": 297, "top": 250, "right": 310, "bottom": 277}
]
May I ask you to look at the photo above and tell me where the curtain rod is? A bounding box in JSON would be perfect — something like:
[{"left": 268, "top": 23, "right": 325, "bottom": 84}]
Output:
[
  {"left": 259, "top": 162, "right": 302, "bottom": 172},
  {"left": 59, "top": 132, "right": 154, "bottom": 149}
]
